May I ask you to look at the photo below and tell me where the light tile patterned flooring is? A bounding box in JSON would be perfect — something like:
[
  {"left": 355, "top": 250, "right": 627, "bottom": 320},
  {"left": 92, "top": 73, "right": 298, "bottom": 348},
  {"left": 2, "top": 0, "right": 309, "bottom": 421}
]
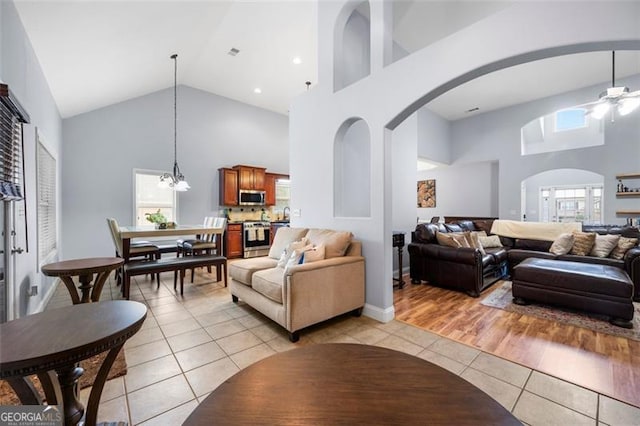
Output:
[{"left": 45, "top": 270, "right": 640, "bottom": 425}]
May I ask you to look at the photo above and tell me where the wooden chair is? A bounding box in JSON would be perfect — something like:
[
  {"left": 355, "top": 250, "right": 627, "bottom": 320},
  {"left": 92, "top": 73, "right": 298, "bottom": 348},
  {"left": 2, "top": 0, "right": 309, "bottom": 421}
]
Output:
[
  {"left": 106, "top": 218, "right": 160, "bottom": 288},
  {"left": 182, "top": 217, "right": 226, "bottom": 283},
  {"left": 176, "top": 216, "right": 214, "bottom": 257}
]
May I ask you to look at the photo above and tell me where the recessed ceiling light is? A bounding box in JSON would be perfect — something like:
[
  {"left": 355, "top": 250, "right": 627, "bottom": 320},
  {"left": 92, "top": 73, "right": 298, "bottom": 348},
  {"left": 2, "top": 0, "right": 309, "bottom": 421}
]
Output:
[
  {"left": 254, "top": 88, "right": 262, "bottom": 94},
  {"left": 292, "top": 57, "right": 302, "bottom": 65}
]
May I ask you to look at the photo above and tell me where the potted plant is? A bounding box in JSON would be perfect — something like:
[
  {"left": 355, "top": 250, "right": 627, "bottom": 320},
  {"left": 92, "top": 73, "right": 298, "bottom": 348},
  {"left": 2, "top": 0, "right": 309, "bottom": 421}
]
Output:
[{"left": 145, "top": 209, "right": 168, "bottom": 229}]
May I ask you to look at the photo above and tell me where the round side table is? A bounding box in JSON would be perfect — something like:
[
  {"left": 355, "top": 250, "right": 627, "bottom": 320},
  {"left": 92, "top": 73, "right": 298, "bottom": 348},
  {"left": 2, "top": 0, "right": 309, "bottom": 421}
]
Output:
[
  {"left": 0, "top": 300, "right": 147, "bottom": 426},
  {"left": 41, "top": 257, "right": 124, "bottom": 304}
]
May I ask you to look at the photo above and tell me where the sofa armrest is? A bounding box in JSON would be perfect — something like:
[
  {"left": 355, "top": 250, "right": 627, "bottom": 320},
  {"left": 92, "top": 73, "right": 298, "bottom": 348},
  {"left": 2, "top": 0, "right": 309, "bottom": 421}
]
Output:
[
  {"left": 624, "top": 247, "right": 640, "bottom": 300},
  {"left": 283, "top": 256, "right": 365, "bottom": 333}
]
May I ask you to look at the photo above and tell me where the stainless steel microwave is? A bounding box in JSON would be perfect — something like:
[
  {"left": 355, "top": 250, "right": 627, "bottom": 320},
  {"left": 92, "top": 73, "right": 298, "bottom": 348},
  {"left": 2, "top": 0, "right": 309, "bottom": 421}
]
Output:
[{"left": 239, "top": 189, "right": 265, "bottom": 206}]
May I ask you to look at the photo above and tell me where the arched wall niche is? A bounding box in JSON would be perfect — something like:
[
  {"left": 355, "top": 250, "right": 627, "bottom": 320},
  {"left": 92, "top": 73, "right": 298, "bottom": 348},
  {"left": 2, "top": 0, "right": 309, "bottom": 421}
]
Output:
[
  {"left": 333, "top": 0, "right": 371, "bottom": 92},
  {"left": 334, "top": 117, "right": 371, "bottom": 217}
]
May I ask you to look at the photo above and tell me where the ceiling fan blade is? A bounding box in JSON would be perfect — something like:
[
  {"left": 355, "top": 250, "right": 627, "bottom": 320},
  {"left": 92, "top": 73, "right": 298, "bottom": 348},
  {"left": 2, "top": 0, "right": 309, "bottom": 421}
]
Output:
[{"left": 624, "top": 89, "right": 640, "bottom": 98}]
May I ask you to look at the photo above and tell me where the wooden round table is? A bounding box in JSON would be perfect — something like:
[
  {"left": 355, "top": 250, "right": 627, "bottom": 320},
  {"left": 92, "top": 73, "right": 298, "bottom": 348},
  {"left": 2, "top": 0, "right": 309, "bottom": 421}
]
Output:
[
  {"left": 0, "top": 300, "right": 147, "bottom": 426},
  {"left": 184, "top": 343, "right": 521, "bottom": 425},
  {"left": 41, "top": 257, "right": 124, "bottom": 304}
]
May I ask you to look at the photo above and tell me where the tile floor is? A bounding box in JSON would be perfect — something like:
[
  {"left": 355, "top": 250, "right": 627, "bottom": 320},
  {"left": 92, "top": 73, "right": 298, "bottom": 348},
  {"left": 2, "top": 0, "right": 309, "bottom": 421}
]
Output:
[{"left": 45, "top": 270, "right": 640, "bottom": 426}]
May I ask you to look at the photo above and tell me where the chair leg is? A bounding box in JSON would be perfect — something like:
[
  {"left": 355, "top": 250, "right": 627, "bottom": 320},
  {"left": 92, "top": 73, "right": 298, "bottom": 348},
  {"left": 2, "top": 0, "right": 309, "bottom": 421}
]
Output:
[
  {"left": 173, "top": 270, "right": 178, "bottom": 291},
  {"left": 206, "top": 249, "right": 212, "bottom": 273}
]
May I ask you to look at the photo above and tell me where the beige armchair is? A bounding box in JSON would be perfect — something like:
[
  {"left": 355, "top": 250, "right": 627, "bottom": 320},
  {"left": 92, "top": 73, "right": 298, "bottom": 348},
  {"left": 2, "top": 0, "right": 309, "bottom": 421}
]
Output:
[{"left": 228, "top": 227, "right": 365, "bottom": 342}]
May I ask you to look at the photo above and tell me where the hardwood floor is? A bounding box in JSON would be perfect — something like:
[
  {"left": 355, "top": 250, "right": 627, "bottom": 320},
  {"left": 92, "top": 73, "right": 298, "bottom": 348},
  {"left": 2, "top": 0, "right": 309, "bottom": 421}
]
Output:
[{"left": 394, "top": 278, "right": 640, "bottom": 408}]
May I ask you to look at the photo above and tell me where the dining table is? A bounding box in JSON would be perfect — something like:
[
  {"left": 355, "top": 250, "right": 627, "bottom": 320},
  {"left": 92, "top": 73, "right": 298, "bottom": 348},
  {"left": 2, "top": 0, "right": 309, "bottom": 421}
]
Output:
[
  {"left": 118, "top": 223, "right": 225, "bottom": 260},
  {"left": 183, "top": 343, "right": 522, "bottom": 425}
]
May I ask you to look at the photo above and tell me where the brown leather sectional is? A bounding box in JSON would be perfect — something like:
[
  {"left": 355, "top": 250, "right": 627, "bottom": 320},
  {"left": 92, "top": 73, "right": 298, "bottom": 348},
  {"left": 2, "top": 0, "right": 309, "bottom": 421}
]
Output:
[
  {"left": 408, "top": 219, "right": 640, "bottom": 302},
  {"left": 408, "top": 219, "right": 507, "bottom": 297}
]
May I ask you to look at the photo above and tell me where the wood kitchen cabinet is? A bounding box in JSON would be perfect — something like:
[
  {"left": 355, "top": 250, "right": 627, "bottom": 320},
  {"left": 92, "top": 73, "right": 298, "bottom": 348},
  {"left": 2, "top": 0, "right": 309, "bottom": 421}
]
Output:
[
  {"left": 219, "top": 168, "right": 238, "bottom": 206},
  {"left": 233, "top": 165, "right": 266, "bottom": 190},
  {"left": 265, "top": 173, "right": 289, "bottom": 206},
  {"left": 225, "top": 223, "right": 243, "bottom": 259}
]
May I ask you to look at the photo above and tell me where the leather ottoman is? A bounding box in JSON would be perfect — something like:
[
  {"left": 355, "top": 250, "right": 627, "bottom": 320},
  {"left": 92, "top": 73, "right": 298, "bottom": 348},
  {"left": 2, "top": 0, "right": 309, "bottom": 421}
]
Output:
[{"left": 512, "top": 258, "right": 634, "bottom": 328}]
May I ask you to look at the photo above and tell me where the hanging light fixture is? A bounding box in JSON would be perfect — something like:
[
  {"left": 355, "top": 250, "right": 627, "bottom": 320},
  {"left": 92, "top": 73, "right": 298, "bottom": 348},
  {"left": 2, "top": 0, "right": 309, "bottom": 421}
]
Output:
[
  {"left": 159, "top": 53, "right": 190, "bottom": 191},
  {"left": 586, "top": 51, "right": 640, "bottom": 121}
]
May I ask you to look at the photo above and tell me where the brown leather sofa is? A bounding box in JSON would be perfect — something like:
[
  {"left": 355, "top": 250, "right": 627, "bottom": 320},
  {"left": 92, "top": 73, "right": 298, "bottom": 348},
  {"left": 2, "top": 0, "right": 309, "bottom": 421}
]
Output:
[
  {"left": 504, "top": 224, "right": 640, "bottom": 302},
  {"left": 408, "top": 219, "right": 507, "bottom": 297},
  {"left": 409, "top": 219, "right": 640, "bottom": 301}
]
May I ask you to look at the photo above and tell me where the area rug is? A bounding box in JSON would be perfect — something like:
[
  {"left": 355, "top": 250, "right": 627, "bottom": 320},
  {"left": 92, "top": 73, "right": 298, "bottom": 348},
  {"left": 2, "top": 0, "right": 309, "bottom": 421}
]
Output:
[
  {"left": 481, "top": 281, "right": 640, "bottom": 341},
  {"left": 0, "top": 348, "right": 127, "bottom": 405}
]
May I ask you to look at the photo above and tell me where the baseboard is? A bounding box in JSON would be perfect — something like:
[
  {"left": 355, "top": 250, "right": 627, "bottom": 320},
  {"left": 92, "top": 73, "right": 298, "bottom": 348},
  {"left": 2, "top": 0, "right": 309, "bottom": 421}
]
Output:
[
  {"left": 32, "top": 277, "right": 59, "bottom": 314},
  {"left": 362, "top": 303, "right": 395, "bottom": 323}
]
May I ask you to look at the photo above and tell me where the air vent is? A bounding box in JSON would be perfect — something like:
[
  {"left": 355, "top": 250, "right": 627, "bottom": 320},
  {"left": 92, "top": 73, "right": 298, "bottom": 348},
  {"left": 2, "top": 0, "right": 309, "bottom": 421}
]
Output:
[
  {"left": 466, "top": 107, "right": 480, "bottom": 113},
  {"left": 228, "top": 48, "right": 240, "bottom": 56}
]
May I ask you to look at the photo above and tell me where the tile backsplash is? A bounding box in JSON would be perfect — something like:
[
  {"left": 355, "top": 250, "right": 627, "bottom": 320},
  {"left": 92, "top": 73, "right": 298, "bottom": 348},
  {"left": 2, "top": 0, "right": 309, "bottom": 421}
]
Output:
[{"left": 223, "top": 206, "right": 287, "bottom": 222}]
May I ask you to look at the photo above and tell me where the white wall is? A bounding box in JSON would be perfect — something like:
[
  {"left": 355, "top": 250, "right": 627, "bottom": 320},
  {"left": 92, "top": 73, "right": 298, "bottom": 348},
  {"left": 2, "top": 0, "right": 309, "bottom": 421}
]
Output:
[
  {"left": 290, "top": 0, "right": 640, "bottom": 322},
  {"left": 451, "top": 74, "right": 640, "bottom": 224},
  {"left": 392, "top": 113, "right": 418, "bottom": 273},
  {"left": 418, "top": 107, "right": 451, "bottom": 164},
  {"left": 417, "top": 161, "right": 499, "bottom": 221},
  {"left": 1, "top": 0, "right": 63, "bottom": 317},
  {"left": 62, "top": 85, "right": 289, "bottom": 260}
]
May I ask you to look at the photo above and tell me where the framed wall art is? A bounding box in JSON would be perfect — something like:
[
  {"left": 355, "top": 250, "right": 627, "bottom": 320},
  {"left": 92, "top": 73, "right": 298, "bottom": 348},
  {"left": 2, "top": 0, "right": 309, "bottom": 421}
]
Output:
[{"left": 417, "top": 179, "right": 436, "bottom": 208}]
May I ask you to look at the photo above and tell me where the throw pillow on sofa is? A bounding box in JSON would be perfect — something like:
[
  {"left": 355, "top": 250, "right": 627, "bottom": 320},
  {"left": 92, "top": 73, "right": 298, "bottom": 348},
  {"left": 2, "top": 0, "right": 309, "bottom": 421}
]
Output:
[
  {"left": 306, "top": 229, "right": 353, "bottom": 258},
  {"left": 277, "top": 238, "right": 310, "bottom": 268},
  {"left": 284, "top": 245, "right": 313, "bottom": 272},
  {"left": 549, "top": 233, "right": 574, "bottom": 255},
  {"left": 610, "top": 237, "right": 638, "bottom": 260},
  {"left": 570, "top": 231, "right": 597, "bottom": 256},
  {"left": 303, "top": 244, "right": 325, "bottom": 263},
  {"left": 478, "top": 235, "right": 502, "bottom": 248},
  {"left": 590, "top": 234, "right": 621, "bottom": 258},
  {"left": 436, "top": 232, "right": 469, "bottom": 248},
  {"left": 269, "top": 227, "right": 309, "bottom": 259},
  {"left": 464, "top": 231, "right": 486, "bottom": 255}
]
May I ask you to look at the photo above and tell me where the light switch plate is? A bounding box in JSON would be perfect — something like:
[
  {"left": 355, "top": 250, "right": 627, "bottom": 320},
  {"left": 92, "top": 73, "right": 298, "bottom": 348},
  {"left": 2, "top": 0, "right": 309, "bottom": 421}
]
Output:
[{"left": 293, "top": 209, "right": 301, "bottom": 217}]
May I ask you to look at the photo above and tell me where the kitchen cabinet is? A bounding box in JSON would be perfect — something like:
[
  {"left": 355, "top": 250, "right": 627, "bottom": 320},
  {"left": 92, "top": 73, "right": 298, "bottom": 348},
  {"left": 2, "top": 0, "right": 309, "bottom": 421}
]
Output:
[
  {"left": 225, "top": 223, "right": 243, "bottom": 259},
  {"left": 265, "top": 173, "right": 289, "bottom": 206},
  {"left": 233, "top": 165, "right": 266, "bottom": 190},
  {"left": 219, "top": 168, "right": 239, "bottom": 206}
]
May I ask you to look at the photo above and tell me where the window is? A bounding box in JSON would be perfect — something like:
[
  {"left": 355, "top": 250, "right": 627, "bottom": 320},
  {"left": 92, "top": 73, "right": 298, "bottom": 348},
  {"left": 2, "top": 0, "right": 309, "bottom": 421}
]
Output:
[
  {"left": 554, "top": 108, "right": 587, "bottom": 132},
  {"left": 539, "top": 185, "right": 603, "bottom": 224},
  {"left": 37, "top": 137, "right": 57, "bottom": 264},
  {"left": 134, "top": 169, "right": 176, "bottom": 225}
]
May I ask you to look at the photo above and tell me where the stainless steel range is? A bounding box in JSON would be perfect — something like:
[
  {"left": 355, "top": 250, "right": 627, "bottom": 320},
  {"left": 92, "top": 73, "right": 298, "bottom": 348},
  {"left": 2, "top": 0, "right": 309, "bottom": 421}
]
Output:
[{"left": 243, "top": 221, "right": 271, "bottom": 258}]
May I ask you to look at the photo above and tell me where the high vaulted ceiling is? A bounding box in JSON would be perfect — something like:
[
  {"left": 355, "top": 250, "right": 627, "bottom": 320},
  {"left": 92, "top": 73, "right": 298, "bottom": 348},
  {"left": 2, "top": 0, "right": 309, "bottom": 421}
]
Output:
[{"left": 13, "top": 1, "right": 640, "bottom": 121}]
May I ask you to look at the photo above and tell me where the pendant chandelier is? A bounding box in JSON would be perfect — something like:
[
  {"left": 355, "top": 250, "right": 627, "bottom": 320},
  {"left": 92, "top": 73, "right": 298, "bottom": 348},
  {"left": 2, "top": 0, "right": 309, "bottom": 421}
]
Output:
[{"left": 159, "top": 53, "right": 190, "bottom": 191}]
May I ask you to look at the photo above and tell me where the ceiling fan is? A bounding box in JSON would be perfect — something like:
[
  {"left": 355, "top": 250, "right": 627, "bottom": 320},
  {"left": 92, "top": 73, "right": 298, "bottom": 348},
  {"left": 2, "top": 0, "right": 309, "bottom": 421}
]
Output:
[{"left": 582, "top": 51, "right": 640, "bottom": 120}]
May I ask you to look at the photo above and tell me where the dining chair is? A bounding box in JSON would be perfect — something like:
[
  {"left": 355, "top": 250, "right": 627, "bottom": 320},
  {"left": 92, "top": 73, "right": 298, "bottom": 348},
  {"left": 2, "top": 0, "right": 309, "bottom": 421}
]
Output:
[
  {"left": 176, "top": 216, "right": 214, "bottom": 257},
  {"left": 182, "top": 217, "right": 226, "bottom": 282},
  {"left": 106, "top": 218, "right": 161, "bottom": 287}
]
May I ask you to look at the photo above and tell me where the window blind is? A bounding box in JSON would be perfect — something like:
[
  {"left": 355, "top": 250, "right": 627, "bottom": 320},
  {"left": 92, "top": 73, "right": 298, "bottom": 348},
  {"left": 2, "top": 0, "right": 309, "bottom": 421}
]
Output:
[
  {"left": 37, "top": 140, "right": 56, "bottom": 262},
  {"left": 0, "top": 84, "right": 29, "bottom": 201}
]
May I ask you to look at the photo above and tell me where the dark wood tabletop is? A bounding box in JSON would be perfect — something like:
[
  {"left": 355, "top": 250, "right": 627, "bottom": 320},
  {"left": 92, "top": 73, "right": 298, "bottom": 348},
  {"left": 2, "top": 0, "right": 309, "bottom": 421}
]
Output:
[
  {"left": 41, "top": 257, "right": 124, "bottom": 303},
  {"left": 184, "top": 343, "right": 521, "bottom": 425},
  {"left": 0, "top": 300, "right": 147, "bottom": 426}
]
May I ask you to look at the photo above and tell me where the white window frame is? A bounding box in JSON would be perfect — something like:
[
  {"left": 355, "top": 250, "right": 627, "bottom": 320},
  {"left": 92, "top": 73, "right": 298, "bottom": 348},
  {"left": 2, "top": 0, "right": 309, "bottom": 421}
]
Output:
[
  {"left": 37, "top": 135, "right": 57, "bottom": 265},
  {"left": 133, "top": 168, "right": 178, "bottom": 228},
  {"left": 539, "top": 184, "right": 603, "bottom": 224}
]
